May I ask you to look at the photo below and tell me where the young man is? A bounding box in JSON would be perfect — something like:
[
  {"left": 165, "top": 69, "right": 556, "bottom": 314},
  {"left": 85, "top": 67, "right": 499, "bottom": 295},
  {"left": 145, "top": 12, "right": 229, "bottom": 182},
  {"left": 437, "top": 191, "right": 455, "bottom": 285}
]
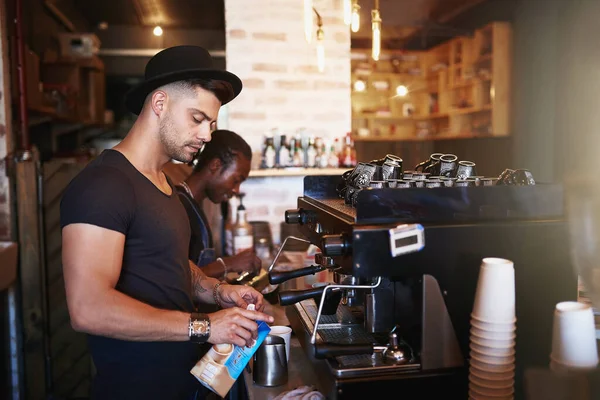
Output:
[
  {"left": 60, "top": 46, "right": 274, "bottom": 400},
  {"left": 176, "top": 129, "right": 261, "bottom": 279}
]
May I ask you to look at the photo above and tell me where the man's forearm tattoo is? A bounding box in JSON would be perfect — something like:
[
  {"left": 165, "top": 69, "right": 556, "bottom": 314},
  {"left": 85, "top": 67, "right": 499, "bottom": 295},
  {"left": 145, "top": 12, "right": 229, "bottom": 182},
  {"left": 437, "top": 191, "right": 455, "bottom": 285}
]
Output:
[{"left": 191, "top": 265, "right": 207, "bottom": 294}]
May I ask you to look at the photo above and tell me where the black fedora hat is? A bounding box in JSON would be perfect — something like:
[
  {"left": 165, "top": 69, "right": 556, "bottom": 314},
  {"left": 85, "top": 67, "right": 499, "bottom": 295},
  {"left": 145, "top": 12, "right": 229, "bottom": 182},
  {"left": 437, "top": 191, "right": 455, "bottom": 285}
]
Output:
[{"left": 125, "top": 45, "right": 243, "bottom": 115}]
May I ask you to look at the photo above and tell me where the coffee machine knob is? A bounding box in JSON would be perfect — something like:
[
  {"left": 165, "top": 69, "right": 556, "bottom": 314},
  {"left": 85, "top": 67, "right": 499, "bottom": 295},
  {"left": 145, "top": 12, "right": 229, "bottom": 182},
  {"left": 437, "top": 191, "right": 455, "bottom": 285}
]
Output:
[
  {"left": 285, "top": 209, "right": 303, "bottom": 224},
  {"left": 321, "top": 234, "right": 350, "bottom": 257}
]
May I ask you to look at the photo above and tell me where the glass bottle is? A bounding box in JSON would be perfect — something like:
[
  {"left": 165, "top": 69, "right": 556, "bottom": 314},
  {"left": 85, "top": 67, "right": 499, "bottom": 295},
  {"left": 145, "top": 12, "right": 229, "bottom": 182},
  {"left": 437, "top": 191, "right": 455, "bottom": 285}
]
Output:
[
  {"left": 231, "top": 194, "right": 253, "bottom": 255},
  {"left": 306, "top": 137, "right": 317, "bottom": 168},
  {"left": 264, "top": 135, "right": 276, "bottom": 169},
  {"left": 278, "top": 135, "right": 290, "bottom": 168}
]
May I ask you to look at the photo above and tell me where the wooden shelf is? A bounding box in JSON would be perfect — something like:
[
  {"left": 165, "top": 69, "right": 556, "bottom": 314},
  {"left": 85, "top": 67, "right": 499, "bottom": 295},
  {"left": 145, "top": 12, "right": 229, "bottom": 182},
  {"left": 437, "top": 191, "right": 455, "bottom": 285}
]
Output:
[
  {"left": 353, "top": 133, "right": 508, "bottom": 142},
  {"left": 353, "top": 114, "right": 413, "bottom": 121},
  {"left": 414, "top": 113, "right": 449, "bottom": 120},
  {"left": 248, "top": 167, "right": 349, "bottom": 178},
  {"left": 354, "top": 71, "right": 422, "bottom": 79},
  {"left": 351, "top": 21, "right": 512, "bottom": 138},
  {"left": 448, "top": 105, "right": 492, "bottom": 115}
]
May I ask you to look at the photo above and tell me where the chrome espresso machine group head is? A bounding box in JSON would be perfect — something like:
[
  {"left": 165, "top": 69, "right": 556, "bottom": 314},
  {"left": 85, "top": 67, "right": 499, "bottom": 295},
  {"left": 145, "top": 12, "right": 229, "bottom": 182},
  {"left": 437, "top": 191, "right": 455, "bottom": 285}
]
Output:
[{"left": 267, "top": 175, "right": 577, "bottom": 400}]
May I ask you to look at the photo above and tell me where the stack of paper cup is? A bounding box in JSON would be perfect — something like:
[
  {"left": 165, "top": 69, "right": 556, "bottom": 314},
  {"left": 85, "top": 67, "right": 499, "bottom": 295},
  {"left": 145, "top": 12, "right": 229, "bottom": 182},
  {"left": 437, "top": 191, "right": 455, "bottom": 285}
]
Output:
[
  {"left": 550, "top": 301, "right": 598, "bottom": 373},
  {"left": 469, "top": 257, "right": 516, "bottom": 400}
]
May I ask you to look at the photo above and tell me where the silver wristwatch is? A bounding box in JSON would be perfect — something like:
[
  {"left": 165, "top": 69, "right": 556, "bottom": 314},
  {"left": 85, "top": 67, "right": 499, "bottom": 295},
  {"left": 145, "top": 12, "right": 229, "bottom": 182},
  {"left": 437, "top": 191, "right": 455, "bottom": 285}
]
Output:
[{"left": 189, "top": 313, "right": 210, "bottom": 343}]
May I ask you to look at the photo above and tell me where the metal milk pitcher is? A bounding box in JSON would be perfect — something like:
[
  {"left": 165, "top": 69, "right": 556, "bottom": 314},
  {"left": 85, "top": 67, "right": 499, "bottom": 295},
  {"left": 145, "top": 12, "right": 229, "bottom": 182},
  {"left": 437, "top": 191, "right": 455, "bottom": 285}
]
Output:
[{"left": 253, "top": 334, "right": 288, "bottom": 386}]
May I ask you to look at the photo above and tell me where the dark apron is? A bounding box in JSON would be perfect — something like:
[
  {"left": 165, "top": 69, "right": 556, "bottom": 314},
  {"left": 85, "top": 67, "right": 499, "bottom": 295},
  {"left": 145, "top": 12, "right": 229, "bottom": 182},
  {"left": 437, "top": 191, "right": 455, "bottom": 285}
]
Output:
[{"left": 179, "top": 193, "right": 216, "bottom": 267}]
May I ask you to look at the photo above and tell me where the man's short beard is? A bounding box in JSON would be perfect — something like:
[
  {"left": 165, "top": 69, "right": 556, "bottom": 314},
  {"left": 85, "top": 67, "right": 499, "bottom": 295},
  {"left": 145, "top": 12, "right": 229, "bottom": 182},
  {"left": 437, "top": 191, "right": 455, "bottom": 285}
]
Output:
[{"left": 158, "top": 112, "right": 191, "bottom": 163}]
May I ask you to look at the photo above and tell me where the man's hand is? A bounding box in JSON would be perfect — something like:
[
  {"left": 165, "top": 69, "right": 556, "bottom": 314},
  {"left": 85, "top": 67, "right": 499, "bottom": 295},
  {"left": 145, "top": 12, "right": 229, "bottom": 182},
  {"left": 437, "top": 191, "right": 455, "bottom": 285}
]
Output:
[
  {"left": 217, "top": 284, "right": 270, "bottom": 313},
  {"left": 223, "top": 249, "right": 261, "bottom": 275},
  {"left": 208, "top": 307, "right": 273, "bottom": 347}
]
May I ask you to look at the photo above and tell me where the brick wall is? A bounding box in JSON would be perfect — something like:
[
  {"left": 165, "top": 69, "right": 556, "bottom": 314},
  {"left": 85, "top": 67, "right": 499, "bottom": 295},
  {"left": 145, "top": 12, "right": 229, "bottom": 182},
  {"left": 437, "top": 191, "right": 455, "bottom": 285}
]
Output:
[{"left": 224, "top": 0, "right": 351, "bottom": 243}]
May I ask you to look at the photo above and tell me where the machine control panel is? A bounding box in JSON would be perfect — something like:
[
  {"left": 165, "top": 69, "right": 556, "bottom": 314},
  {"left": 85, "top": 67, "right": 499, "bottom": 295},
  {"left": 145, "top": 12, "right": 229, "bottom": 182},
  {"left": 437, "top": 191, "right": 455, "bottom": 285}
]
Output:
[{"left": 388, "top": 224, "right": 425, "bottom": 257}]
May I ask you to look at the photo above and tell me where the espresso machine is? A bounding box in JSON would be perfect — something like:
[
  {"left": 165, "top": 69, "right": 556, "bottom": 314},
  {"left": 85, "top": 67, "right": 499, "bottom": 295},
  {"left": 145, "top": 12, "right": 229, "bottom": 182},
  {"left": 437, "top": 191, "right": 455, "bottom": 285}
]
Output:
[{"left": 268, "top": 175, "right": 577, "bottom": 400}]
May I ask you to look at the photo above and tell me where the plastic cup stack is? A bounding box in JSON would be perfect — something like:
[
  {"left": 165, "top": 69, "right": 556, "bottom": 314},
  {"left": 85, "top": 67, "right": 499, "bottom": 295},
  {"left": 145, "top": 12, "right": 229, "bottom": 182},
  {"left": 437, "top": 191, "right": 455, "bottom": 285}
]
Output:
[
  {"left": 469, "top": 258, "right": 516, "bottom": 400},
  {"left": 549, "top": 301, "right": 598, "bottom": 374}
]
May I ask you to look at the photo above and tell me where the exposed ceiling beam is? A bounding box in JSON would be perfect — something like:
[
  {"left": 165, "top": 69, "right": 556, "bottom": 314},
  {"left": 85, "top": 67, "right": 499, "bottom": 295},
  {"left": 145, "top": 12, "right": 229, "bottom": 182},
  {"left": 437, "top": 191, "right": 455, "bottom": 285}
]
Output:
[{"left": 98, "top": 48, "right": 225, "bottom": 57}]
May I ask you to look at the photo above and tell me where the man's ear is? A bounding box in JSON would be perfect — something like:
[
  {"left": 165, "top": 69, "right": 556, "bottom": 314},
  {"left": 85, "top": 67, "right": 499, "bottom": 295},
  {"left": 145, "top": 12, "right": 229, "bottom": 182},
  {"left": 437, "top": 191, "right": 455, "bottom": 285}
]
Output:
[
  {"left": 150, "top": 90, "right": 167, "bottom": 117},
  {"left": 208, "top": 158, "right": 223, "bottom": 174}
]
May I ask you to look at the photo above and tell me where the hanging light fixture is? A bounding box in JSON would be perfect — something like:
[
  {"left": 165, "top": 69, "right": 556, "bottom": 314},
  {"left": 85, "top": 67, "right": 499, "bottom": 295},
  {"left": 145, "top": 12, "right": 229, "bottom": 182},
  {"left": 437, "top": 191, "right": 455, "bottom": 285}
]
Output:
[
  {"left": 313, "top": 8, "right": 325, "bottom": 72},
  {"left": 354, "top": 79, "right": 366, "bottom": 92},
  {"left": 316, "top": 32, "right": 325, "bottom": 72},
  {"left": 314, "top": 8, "right": 325, "bottom": 73},
  {"left": 304, "top": 0, "right": 313, "bottom": 43},
  {"left": 396, "top": 85, "right": 408, "bottom": 97},
  {"left": 343, "top": 0, "right": 352, "bottom": 26},
  {"left": 371, "top": 0, "right": 382, "bottom": 61},
  {"left": 351, "top": 0, "right": 360, "bottom": 33}
]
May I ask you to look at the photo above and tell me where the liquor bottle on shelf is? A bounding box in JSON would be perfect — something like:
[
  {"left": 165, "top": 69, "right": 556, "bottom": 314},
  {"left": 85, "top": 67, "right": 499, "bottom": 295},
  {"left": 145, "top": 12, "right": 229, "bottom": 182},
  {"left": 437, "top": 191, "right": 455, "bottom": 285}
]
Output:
[
  {"left": 278, "top": 134, "right": 290, "bottom": 168},
  {"left": 288, "top": 136, "right": 296, "bottom": 168},
  {"left": 306, "top": 136, "right": 317, "bottom": 168},
  {"left": 225, "top": 193, "right": 253, "bottom": 256},
  {"left": 328, "top": 142, "right": 339, "bottom": 168},
  {"left": 319, "top": 141, "right": 329, "bottom": 168},
  {"left": 293, "top": 137, "right": 303, "bottom": 167},
  {"left": 264, "top": 135, "right": 276, "bottom": 169},
  {"left": 341, "top": 132, "right": 355, "bottom": 168}
]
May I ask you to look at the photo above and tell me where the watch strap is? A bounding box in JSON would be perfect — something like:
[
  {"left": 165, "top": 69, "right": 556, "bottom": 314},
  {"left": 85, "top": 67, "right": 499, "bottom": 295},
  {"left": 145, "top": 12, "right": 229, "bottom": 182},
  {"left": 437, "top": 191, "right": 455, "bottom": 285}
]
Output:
[{"left": 189, "top": 312, "right": 210, "bottom": 343}]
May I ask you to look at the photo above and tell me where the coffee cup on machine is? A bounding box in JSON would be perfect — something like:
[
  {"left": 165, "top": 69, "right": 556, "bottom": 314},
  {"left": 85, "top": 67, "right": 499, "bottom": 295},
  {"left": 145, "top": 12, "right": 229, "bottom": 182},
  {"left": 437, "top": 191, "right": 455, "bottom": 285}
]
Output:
[
  {"left": 438, "top": 154, "right": 458, "bottom": 177},
  {"left": 382, "top": 155, "right": 403, "bottom": 180},
  {"left": 454, "top": 160, "right": 477, "bottom": 180},
  {"left": 415, "top": 153, "right": 443, "bottom": 172},
  {"left": 351, "top": 163, "right": 378, "bottom": 189}
]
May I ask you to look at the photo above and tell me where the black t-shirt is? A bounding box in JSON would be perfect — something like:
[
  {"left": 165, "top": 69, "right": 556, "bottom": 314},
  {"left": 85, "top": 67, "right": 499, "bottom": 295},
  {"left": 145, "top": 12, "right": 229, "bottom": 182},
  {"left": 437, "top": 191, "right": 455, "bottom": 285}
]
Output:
[{"left": 60, "top": 150, "right": 201, "bottom": 400}]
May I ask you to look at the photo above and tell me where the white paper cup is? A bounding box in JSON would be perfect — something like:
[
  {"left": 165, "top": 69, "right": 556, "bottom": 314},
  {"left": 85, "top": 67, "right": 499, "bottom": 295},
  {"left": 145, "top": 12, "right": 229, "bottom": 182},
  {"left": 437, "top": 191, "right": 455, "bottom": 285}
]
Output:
[
  {"left": 470, "top": 326, "right": 516, "bottom": 341},
  {"left": 471, "top": 343, "right": 516, "bottom": 357},
  {"left": 471, "top": 336, "right": 516, "bottom": 349},
  {"left": 472, "top": 258, "right": 516, "bottom": 323},
  {"left": 470, "top": 358, "right": 515, "bottom": 373},
  {"left": 550, "top": 301, "right": 599, "bottom": 369},
  {"left": 471, "top": 350, "right": 515, "bottom": 365},
  {"left": 469, "top": 373, "right": 515, "bottom": 389},
  {"left": 269, "top": 325, "right": 292, "bottom": 362},
  {"left": 471, "top": 318, "right": 516, "bottom": 333},
  {"left": 469, "top": 382, "right": 515, "bottom": 397},
  {"left": 470, "top": 366, "right": 515, "bottom": 381},
  {"left": 548, "top": 358, "right": 593, "bottom": 375},
  {"left": 469, "top": 389, "right": 514, "bottom": 400}
]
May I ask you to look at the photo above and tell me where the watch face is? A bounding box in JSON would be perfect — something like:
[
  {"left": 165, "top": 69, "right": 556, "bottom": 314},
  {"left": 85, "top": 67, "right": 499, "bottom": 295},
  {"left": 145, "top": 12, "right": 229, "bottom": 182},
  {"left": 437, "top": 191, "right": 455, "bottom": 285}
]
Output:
[{"left": 192, "top": 319, "right": 209, "bottom": 335}]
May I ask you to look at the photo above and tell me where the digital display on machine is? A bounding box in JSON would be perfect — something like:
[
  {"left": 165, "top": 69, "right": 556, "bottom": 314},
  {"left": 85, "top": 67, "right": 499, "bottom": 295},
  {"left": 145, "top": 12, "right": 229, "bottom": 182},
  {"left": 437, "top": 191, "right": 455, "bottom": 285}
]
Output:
[{"left": 395, "top": 235, "right": 419, "bottom": 248}]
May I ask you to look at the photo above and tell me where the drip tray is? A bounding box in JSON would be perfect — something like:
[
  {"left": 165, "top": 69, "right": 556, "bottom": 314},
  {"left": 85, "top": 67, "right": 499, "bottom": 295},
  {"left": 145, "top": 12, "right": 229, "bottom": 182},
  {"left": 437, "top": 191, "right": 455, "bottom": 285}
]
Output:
[{"left": 295, "top": 300, "right": 421, "bottom": 378}]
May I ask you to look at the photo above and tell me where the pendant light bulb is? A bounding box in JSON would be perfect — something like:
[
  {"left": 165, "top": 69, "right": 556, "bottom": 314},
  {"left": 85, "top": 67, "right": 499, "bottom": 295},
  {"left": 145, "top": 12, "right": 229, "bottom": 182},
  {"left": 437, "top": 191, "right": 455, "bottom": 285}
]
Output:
[
  {"left": 304, "top": 0, "right": 313, "bottom": 43},
  {"left": 351, "top": 1, "right": 360, "bottom": 33},
  {"left": 316, "top": 29, "right": 325, "bottom": 73},
  {"left": 153, "top": 25, "right": 163, "bottom": 37},
  {"left": 371, "top": 9, "right": 381, "bottom": 61},
  {"left": 396, "top": 85, "right": 408, "bottom": 97},
  {"left": 343, "top": 0, "right": 352, "bottom": 25}
]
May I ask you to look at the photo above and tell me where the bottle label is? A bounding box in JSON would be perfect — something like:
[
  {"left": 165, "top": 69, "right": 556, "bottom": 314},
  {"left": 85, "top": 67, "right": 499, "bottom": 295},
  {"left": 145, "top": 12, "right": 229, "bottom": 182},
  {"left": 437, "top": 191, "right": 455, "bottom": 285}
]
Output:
[
  {"left": 307, "top": 148, "right": 317, "bottom": 167},
  {"left": 233, "top": 235, "right": 254, "bottom": 254},
  {"left": 279, "top": 148, "right": 290, "bottom": 168},
  {"left": 265, "top": 148, "right": 276, "bottom": 168}
]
